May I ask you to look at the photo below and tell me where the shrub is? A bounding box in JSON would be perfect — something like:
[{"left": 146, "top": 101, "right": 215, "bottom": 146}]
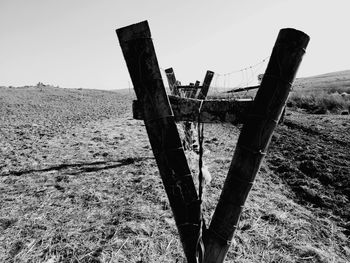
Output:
[{"left": 287, "top": 90, "right": 350, "bottom": 114}]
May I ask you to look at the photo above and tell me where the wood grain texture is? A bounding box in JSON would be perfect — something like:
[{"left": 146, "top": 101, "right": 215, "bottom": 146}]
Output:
[
  {"left": 165, "top": 68, "right": 181, "bottom": 96},
  {"left": 203, "top": 28, "right": 310, "bottom": 263},
  {"left": 198, "top": 71, "right": 214, "bottom": 99},
  {"left": 117, "top": 21, "right": 200, "bottom": 263},
  {"left": 133, "top": 96, "right": 253, "bottom": 124}
]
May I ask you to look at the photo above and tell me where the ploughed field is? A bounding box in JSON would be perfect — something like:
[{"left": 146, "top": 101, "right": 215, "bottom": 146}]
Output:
[{"left": 0, "top": 85, "right": 349, "bottom": 262}]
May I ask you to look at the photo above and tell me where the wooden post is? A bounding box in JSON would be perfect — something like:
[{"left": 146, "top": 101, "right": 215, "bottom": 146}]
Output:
[
  {"left": 183, "top": 82, "right": 197, "bottom": 150},
  {"left": 183, "top": 82, "right": 193, "bottom": 98},
  {"left": 190, "top": 80, "right": 200, "bottom": 98},
  {"left": 203, "top": 28, "right": 310, "bottom": 263},
  {"left": 116, "top": 21, "right": 200, "bottom": 263},
  {"left": 198, "top": 71, "right": 214, "bottom": 99},
  {"left": 165, "top": 68, "right": 181, "bottom": 96}
]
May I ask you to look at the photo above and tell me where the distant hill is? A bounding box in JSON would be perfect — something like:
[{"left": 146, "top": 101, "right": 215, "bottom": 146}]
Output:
[
  {"left": 294, "top": 70, "right": 350, "bottom": 93},
  {"left": 298, "top": 70, "right": 350, "bottom": 79},
  {"left": 111, "top": 88, "right": 130, "bottom": 94}
]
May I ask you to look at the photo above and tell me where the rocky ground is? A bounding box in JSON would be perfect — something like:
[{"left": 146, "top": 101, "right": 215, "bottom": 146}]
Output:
[{"left": 0, "top": 86, "right": 349, "bottom": 262}]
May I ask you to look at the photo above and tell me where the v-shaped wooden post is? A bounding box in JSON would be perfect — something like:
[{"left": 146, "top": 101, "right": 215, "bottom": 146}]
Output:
[{"left": 116, "top": 21, "right": 309, "bottom": 263}]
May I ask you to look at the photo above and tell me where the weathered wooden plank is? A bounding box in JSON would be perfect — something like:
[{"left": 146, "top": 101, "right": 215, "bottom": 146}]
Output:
[
  {"left": 198, "top": 70, "right": 214, "bottom": 99},
  {"left": 190, "top": 80, "right": 201, "bottom": 98},
  {"left": 203, "top": 28, "right": 310, "bottom": 263},
  {"left": 133, "top": 96, "right": 253, "bottom": 124},
  {"left": 165, "top": 67, "right": 181, "bottom": 96},
  {"left": 182, "top": 82, "right": 195, "bottom": 150},
  {"left": 116, "top": 21, "right": 200, "bottom": 263},
  {"left": 182, "top": 82, "right": 196, "bottom": 149},
  {"left": 184, "top": 83, "right": 194, "bottom": 97},
  {"left": 177, "top": 85, "right": 203, "bottom": 90}
]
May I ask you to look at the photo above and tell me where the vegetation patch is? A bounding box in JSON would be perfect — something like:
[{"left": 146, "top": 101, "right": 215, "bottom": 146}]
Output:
[{"left": 287, "top": 91, "right": 350, "bottom": 114}]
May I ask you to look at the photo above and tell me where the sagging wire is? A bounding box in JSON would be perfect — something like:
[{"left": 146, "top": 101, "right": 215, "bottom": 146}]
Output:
[
  {"left": 159, "top": 56, "right": 270, "bottom": 93},
  {"left": 209, "top": 56, "right": 270, "bottom": 92}
]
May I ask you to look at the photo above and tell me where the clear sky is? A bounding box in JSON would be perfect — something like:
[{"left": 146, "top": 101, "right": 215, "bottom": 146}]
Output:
[{"left": 0, "top": 0, "right": 349, "bottom": 90}]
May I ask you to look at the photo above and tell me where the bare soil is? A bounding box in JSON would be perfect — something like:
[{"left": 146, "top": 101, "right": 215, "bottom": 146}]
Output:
[
  {"left": 0, "top": 86, "right": 349, "bottom": 262},
  {"left": 268, "top": 112, "right": 350, "bottom": 234}
]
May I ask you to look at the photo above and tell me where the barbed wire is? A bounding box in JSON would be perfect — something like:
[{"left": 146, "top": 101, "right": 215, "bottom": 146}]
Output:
[
  {"left": 210, "top": 56, "right": 270, "bottom": 96},
  {"left": 214, "top": 56, "right": 270, "bottom": 77}
]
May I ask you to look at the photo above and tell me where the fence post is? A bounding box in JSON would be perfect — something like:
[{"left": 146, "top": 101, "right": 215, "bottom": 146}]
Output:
[
  {"left": 203, "top": 28, "right": 310, "bottom": 263},
  {"left": 183, "top": 82, "right": 197, "bottom": 150},
  {"left": 116, "top": 21, "right": 200, "bottom": 263},
  {"left": 190, "top": 80, "right": 200, "bottom": 98},
  {"left": 198, "top": 71, "right": 214, "bottom": 99},
  {"left": 165, "top": 67, "right": 181, "bottom": 96}
]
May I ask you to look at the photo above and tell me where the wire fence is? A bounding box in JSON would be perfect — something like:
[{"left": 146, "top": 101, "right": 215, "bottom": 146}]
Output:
[{"left": 159, "top": 56, "right": 270, "bottom": 98}]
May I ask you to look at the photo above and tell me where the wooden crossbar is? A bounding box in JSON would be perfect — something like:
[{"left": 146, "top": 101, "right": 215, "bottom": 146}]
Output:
[
  {"left": 177, "top": 85, "right": 203, "bottom": 90},
  {"left": 133, "top": 96, "right": 253, "bottom": 124},
  {"left": 226, "top": 85, "right": 260, "bottom": 93}
]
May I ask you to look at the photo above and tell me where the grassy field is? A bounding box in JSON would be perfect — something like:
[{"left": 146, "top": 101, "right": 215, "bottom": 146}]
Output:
[{"left": 0, "top": 81, "right": 349, "bottom": 262}]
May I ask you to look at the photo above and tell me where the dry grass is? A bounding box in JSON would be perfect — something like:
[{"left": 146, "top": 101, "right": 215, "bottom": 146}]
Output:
[{"left": 0, "top": 85, "right": 349, "bottom": 262}]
